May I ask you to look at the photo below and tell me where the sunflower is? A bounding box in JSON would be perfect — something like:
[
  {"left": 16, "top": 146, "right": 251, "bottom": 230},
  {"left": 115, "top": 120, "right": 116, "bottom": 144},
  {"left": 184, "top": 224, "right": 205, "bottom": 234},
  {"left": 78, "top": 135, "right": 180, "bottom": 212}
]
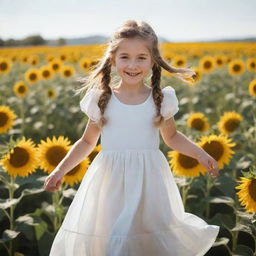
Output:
[
  {"left": 187, "top": 112, "right": 210, "bottom": 132},
  {"left": 217, "top": 111, "right": 243, "bottom": 135},
  {"left": 197, "top": 134, "right": 236, "bottom": 172},
  {"left": 246, "top": 58, "right": 256, "bottom": 72},
  {"left": 249, "top": 79, "right": 256, "bottom": 97},
  {"left": 40, "top": 65, "right": 54, "bottom": 80},
  {"left": 215, "top": 55, "right": 226, "bottom": 68},
  {"left": 28, "top": 55, "right": 40, "bottom": 66},
  {"left": 235, "top": 177, "right": 256, "bottom": 213},
  {"left": 19, "top": 54, "right": 29, "bottom": 64},
  {"left": 228, "top": 59, "right": 245, "bottom": 76},
  {"left": 63, "top": 158, "right": 90, "bottom": 186},
  {"left": 182, "top": 67, "right": 202, "bottom": 87},
  {"left": 168, "top": 150, "right": 202, "bottom": 177},
  {"left": 46, "top": 54, "right": 56, "bottom": 62},
  {"left": 36, "top": 136, "right": 71, "bottom": 174},
  {"left": 0, "top": 57, "right": 12, "bottom": 74},
  {"left": 24, "top": 68, "right": 41, "bottom": 84},
  {"left": 60, "top": 65, "right": 75, "bottom": 78},
  {"left": 88, "top": 144, "right": 101, "bottom": 163},
  {"left": 79, "top": 57, "right": 90, "bottom": 72},
  {"left": 13, "top": 81, "right": 29, "bottom": 98},
  {"left": 46, "top": 88, "right": 57, "bottom": 99},
  {"left": 0, "top": 137, "right": 39, "bottom": 178},
  {"left": 199, "top": 56, "right": 216, "bottom": 73},
  {"left": 48, "top": 58, "right": 63, "bottom": 73},
  {"left": 90, "top": 59, "right": 100, "bottom": 70},
  {"left": 59, "top": 53, "right": 68, "bottom": 62},
  {"left": 0, "top": 105, "right": 17, "bottom": 133},
  {"left": 171, "top": 55, "right": 187, "bottom": 68}
]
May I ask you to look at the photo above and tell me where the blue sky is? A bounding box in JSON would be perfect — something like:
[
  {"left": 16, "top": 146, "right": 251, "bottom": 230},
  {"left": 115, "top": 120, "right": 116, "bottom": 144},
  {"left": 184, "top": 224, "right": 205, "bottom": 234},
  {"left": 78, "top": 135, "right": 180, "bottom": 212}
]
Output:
[{"left": 0, "top": 0, "right": 255, "bottom": 42}]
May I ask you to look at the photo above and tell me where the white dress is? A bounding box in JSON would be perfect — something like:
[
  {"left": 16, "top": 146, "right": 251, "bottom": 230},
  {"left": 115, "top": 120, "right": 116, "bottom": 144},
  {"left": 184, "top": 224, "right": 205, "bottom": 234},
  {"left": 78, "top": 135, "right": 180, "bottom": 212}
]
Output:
[{"left": 49, "top": 86, "right": 220, "bottom": 256}]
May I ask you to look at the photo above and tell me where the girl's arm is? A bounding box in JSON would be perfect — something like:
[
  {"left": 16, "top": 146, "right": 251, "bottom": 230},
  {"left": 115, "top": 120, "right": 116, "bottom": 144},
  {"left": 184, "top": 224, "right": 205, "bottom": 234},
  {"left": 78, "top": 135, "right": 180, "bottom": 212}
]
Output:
[
  {"left": 44, "top": 119, "right": 101, "bottom": 191},
  {"left": 56, "top": 119, "right": 101, "bottom": 175},
  {"left": 160, "top": 117, "right": 219, "bottom": 177}
]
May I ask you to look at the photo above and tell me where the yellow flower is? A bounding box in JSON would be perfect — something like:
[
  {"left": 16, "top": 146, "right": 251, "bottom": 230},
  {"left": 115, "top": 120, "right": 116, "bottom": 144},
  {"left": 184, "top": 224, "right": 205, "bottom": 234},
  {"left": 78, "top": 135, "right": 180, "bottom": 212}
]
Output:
[
  {"left": 0, "top": 137, "right": 39, "bottom": 178},
  {"left": 198, "top": 134, "right": 236, "bottom": 172},
  {"left": 60, "top": 65, "right": 75, "bottom": 78},
  {"left": 48, "top": 58, "right": 63, "bottom": 73},
  {"left": 246, "top": 58, "right": 256, "bottom": 72},
  {"left": 236, "top": 177, "right": 256, "bottom": 213},
  {"left": 228, "top": 59, "right": 245, "bottom": 76},
  {"left": 36, "top": 136, "right": 71, "bottom": 174},
  {"left": 46, "top": 88, "right": 57, "bottom": 99},
  {"left": 168, "top": 150, "right": 202, "bottom": 177},
  {"left": 171, "top": 55, "right": 187, "bottom": 68},
  {"left": 199, "top": 56, "right": 216, "bottom": 73},
  {"left": 24, "top": 68, "right": 41, "bottom": 84},
  {"left": 249, "top": 79, "right": 256, "bottom": 97},
  {"left": 217, "top": 111, "right": 243, "bottom": 135},
  {"left": 28, "top": 55, "right": 40, "bottom": 66},
  {"left": 187, "top": 112, "right": 210, "bottom": 132},
  {"left": 40, "top": 65, "right": 54, "bottom": 80},
  {"left": 0, "top": 105, "right": 17, "bottom": 133},
  {"left": 13, "top": 81, "right": 29, "bottom": 98},
  {"left": 215, "top": 55, "right": 226, "bottom": 68},
  {"left": 0, "top": 57, "right": 12, "bottom": 74},
  {"left": 79, "top": 57, "right": 90, "bottom": 72},
  {"left": 63, "top": 158, "right": 90, "bottom": 186}
]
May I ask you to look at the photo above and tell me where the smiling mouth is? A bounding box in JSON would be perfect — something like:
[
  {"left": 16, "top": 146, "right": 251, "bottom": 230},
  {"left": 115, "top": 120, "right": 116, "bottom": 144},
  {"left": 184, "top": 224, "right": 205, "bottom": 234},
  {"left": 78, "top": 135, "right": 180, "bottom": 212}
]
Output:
[{"left": 125, "top": 72, "right": 141, "bottom": 77}]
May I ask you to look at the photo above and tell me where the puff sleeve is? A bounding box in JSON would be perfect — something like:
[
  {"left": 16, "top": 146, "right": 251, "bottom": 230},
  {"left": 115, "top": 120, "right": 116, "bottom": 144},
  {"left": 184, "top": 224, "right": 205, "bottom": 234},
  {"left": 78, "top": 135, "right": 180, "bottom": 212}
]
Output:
[
  {"left": 160, "top": 86, "right": 179, "bottom": 120},
  {"left": 79, "top": 88, "right": 101, "bottom": 122}
]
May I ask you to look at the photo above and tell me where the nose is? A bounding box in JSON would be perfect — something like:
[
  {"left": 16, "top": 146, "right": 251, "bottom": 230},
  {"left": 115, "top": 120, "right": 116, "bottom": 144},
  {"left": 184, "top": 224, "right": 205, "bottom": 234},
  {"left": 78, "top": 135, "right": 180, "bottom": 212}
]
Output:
[{"left": 127, "top": 60, "right": 138, "bottom": 69}]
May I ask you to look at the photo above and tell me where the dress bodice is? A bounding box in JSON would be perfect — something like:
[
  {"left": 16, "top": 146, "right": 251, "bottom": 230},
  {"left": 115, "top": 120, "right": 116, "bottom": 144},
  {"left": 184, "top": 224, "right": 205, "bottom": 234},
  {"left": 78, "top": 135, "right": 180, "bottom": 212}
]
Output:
[{"left": 79, "top": 86, "right": 179, "bottom": 151}]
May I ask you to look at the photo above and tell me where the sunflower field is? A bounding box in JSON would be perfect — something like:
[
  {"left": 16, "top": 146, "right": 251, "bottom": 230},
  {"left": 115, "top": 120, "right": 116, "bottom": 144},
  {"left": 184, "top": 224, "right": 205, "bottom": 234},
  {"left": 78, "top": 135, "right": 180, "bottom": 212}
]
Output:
[{"left": 0, "top": 41, "right": 256, "bottom": 256}]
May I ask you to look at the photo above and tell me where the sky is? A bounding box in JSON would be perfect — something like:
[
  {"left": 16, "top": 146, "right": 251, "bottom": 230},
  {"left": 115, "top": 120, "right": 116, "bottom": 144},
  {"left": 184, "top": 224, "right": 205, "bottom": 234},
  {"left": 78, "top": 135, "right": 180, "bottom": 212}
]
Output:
[{"left": 0, "top": 0, "right": 255, "bottom": 42}]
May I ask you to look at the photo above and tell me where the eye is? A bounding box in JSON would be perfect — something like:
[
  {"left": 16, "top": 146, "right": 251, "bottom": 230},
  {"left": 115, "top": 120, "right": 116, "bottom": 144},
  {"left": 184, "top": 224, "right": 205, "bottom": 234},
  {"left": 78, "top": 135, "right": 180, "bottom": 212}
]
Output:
[
  {"left": 121, "top": 56, "right": 128, "bottom": 59},
  {"left": 139, "top": 57, "right": 146, "bottom": 60}
]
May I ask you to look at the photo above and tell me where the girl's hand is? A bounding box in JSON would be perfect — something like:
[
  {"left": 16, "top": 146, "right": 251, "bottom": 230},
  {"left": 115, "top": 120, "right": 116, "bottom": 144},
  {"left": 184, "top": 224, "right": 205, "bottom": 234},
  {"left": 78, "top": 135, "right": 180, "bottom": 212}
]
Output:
[
  {"left": 44, "top": 169, "right": 64, "bottom": 192},
  {"left": 197, "top": 153, "right": 220, "bottom": 178}
]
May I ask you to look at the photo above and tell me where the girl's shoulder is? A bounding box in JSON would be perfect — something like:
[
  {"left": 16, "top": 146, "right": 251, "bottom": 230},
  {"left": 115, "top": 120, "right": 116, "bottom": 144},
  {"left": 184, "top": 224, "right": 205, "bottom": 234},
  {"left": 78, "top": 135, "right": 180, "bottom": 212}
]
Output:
[{"left": 160, "top": 86, "right": 179, "bottom": 120}]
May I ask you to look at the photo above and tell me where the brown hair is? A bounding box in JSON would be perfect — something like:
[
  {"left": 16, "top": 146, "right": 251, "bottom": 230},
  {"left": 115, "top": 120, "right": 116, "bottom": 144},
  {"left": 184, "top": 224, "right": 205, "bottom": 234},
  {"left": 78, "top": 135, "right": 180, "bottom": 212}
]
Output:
[{"left": 74, "top": 19, "right": 196, "bottom": 129}]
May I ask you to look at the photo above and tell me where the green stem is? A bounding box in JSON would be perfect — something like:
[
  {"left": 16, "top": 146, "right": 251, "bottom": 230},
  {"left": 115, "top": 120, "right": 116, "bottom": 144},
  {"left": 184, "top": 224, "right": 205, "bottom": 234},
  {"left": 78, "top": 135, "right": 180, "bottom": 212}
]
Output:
[
  {"left": 9, "top": 176, "right": 15, "bottom": 256},
  {"left": 205, "top": 174, "right": 212, "bottom": 219},
  {"left": 20, "top": 98, "right": 25, "bottom": 135}
]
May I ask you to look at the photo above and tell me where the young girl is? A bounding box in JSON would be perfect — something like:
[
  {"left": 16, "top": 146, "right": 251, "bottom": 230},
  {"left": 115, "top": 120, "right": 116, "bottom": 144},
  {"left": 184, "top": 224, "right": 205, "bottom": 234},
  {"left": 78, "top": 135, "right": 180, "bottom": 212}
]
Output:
[{"left": 44, "top": 20, "right": 220, "bottom": 256}]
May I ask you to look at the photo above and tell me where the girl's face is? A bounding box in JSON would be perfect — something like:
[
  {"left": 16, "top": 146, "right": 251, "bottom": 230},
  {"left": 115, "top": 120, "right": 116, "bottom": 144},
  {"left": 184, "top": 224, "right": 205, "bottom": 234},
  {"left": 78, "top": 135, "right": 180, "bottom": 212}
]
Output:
[{"left": 113, "top": 38, "right": 154, "bottom": 86}]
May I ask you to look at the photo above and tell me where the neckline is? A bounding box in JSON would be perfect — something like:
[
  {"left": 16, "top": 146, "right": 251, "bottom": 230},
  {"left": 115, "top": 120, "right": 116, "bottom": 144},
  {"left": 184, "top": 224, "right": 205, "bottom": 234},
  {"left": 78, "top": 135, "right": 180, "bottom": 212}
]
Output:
[{"left": 111, "top": 88, "right": 152, "bottom": 107}]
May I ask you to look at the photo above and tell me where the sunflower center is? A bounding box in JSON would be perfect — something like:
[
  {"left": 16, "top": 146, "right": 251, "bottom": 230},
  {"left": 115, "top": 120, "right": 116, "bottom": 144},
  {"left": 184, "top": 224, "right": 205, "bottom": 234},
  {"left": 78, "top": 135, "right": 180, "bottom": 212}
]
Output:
[
  {"left": 43, "top": 70, "right": 50, "bottom": 78},
  {"left": 191, "top": 118, "right": 205, "bottom": 130},
  {"left": 0, "top": 112, "right": 8, "bottom": 127},
  {"left": 65, "top": 166, "right": 79, "bottom": 176},
  {"left": 179, "top": 154, "right": 199, "bottom": 169},
  {"left": 46, "top": 146, "right": 67, "bottom": 166},
  {"left": 224, "top": 118, "right": 240, "bottom": 132},
  {"left": 18, "top": 86, "right": 26, "bottom": 93},
  {"left": 83, "top": 63, "right": 88, "bottom": 68},
  {"left": 233, "top": 64, "right": 241, "bottom": 72},
  {"left": 217, "top": 59, "right": 223, "bottom": 65},
  {"left": 202, "top": 141, "right": 223, "bottom": 161},
  {"left": 250, "top": 62, "right": 255, "bottom": 68},
  {"left": 10, "top": 147, "right": 29, "bottom": 167},
  {"left": 29, "top": 73, "right": 37, "bottom": 81},
  {"left": 64, "top": 70, "right": 71, "bottom": 77},
  {"left": 48, "top": 91, "right": 54, "bottom": 97},
  {"left": 204, "top": 61, "right": 212, "bottom": 69},
  {"left": 177, "top": 60, "right": 184, "bottom": 66},
  {"left": 0, "top": 62, "right": 8, "bottom": 71},
  {"left": 253, "top": 85, "right": 256, "bottom": 93},
  {"left": 248, "top": 179, "right": 256, "bottom": 202},
  {"left": 52, "top": 63, "right": 59, "bottom": 70}
]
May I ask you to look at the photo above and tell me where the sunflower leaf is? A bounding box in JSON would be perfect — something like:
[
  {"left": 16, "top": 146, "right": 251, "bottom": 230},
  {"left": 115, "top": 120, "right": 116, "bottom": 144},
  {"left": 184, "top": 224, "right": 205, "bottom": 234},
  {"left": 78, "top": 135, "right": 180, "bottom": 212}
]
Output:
[
  {"left": 0, "top": 229, "right": 20, "bottom": 243},
  {"left": 0, "top": 198, "right": 20, "bottom": 209},
  {"left": 205, "top": 196, "right": 235, "bottom": 205}
]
